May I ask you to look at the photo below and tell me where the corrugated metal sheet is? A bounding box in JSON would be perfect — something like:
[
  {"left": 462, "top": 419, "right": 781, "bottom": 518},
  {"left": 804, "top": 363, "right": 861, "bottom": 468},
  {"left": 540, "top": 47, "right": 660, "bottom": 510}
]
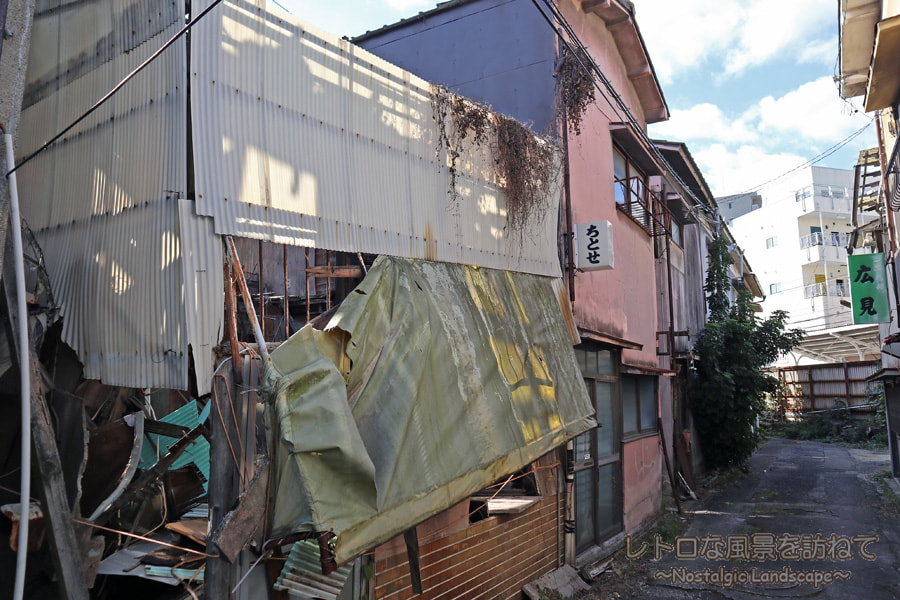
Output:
[
  {"left": 19, "top": 0, "right": 186, "bottom": 230},
  {"left": 777, "top": 361, "right": 881, "bottom": 410},
  {"left": 178, "top": 200, "right": 224, "bottom": 395},
  {"left": 26, "top": 198, "right": 223, "bottom": 393},
  {"left": 139, "top": 399, "right": 211, "bottom": 492},
  {"left": 33, "top": 198, "right": 188, "bottom": 389},
  {"left": 274, "top": 540, "right": 351, "bottom": 599},
  {"left": 14, "top": 0, "right": 228, "bottom": 392},
  {"left": 190, "top": 0, "right": 561, "bottom": 277}
]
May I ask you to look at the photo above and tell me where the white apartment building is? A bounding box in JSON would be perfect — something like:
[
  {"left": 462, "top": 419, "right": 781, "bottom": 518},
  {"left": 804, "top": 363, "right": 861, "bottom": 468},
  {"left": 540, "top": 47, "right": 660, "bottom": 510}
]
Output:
[{"left": 722, "top": 166, "right": 879, "bottom": 362}]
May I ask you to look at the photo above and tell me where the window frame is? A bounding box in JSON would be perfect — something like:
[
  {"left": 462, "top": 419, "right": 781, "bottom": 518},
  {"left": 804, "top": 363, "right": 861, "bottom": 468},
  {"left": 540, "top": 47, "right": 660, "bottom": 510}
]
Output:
[
  {"left": 621, "top": 374, "right": 658, "bottom": 438},
  {"left": 572, "top": 344, "right": 623, "bottom": 554},
  {"left": 613, "top": 145, "right": 650, "bottom": 228}
]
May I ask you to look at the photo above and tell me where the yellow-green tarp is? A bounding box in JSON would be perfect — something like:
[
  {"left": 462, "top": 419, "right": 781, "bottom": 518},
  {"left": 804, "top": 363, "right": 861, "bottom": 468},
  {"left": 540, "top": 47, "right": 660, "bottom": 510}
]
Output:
[{"left": 262, "top": 256, "right": 595, "bottom": 564}]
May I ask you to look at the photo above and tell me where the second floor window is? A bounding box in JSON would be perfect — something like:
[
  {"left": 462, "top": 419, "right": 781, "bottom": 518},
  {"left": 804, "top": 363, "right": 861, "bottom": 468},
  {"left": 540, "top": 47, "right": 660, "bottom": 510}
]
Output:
[
  {"left": 766, "top": 236, "right": 778, "bottom": 249},
  {"left": 613, "top": 146, "right": 649, "bottom": 226}
]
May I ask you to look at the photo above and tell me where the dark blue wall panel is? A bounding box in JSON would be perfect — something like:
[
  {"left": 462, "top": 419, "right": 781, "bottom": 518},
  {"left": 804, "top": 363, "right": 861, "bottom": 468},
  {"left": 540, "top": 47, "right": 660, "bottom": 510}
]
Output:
[{"left": 357, "top": 0, "right": 557, "bottom": 132}]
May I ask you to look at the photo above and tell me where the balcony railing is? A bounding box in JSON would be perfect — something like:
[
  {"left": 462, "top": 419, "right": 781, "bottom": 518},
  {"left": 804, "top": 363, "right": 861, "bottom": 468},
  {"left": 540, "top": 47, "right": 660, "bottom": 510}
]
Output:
[
  {"left": 615, "top": 176, "right": 671, "bottom": 238},
  {"left": 803, "top": 281, "right": 848, "bottom": 299},
  {"left": 799, "top": 231, "right": 850, "bottom": 249}
]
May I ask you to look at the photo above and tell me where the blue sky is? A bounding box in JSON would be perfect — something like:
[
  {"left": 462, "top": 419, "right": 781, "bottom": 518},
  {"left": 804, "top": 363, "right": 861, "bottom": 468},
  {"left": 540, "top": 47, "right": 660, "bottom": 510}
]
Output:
[{"left": 277, "top": 0, "right": 875, "bottom": 197}]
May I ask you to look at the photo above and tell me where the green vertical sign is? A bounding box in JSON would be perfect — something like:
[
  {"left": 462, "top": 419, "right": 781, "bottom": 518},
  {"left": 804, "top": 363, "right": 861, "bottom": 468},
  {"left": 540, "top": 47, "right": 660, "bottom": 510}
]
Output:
[{"left": 849, "top": 252, "right": 890, "bottom": 324}]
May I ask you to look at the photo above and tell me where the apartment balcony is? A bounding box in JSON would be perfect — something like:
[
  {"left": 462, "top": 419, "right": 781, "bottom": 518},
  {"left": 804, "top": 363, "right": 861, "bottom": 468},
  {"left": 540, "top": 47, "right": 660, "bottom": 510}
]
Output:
[
  {"left": 803, "top": 281, "right": 848, "bottom": 299},
  {"left": 799, "top": 231, "right": 850, "bottom": 249},
  {"left": 799, "top": 232, "right": 849, "bottom": 265},
  {"left": 796, "top": 193, "right": 852, "bottom": 216}
]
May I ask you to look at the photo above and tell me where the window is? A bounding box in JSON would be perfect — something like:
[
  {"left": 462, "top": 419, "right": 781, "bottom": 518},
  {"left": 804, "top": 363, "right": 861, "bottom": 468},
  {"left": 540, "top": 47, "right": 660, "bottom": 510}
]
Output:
[
  {"left": 572, "top": 345, "right": 622, "bottom": 553},
  {"left": 613, "top": 148, "right": 627, "bottom": 206},
  {"left": 769, "top": 282, "right": 781, "bottom": 294},
  {"left": 727, "top": 202, "right": 733, "bottom": 210},
  {"left": 671, "top": 219, "right": 683, "bottom": 247},
  {"left": 621, "top": 374, "right": 657, "bottom": 436},
  {"left": 613, "top": 146, "right": 649, "bottom": 227},
  {"left": 766, "top": 236, "right": 778, "bottom": 248}
]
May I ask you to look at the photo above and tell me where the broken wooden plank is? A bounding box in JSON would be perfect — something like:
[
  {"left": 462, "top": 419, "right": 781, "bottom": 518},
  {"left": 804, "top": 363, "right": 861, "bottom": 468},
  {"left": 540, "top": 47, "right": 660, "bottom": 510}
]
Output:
[
  {"left": 206, "top": 366, "right": 241, "bottom": 598},
  {"left": 303, "top": 265, "right": 364, "bottom": 278},
  {"left": 165, "top": 519, "right": 208, "bottom": 547},
  {"left": 92, "top": 423, "right": 205, "bottom": 525},
  {"left": 144, "top": 419, "right": 191, "bottom": 440},
  {"left": 212, "top": 461, "right": 269, "bottom": 563}
]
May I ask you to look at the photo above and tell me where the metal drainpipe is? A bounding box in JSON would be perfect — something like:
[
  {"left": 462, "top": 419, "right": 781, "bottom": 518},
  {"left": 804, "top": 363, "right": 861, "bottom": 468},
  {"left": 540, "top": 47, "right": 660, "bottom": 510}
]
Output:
[
  {"left": 556, "top": 30, "right": 576, "bottom": 306},
  {"left": 665, "top": 222, "right": 676, "bottom": 370},
  {"left": 564, "top": 440, "right": 575, "bottom": 564},
  {"left": 5, "top": 132, "right": 31, "bottom": 600}
]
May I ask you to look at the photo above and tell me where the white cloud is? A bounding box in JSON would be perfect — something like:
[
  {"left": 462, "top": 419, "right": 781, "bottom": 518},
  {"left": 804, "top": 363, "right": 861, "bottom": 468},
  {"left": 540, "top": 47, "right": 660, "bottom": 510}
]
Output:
[
  {"left": 651, "top": 103, "right": 757, "bottom": 143},
  {"left": 650, "top": 77, "right": 871, "bottom": 150},
  {"left": 756, "top": 77, "right": 870, "bottom": 142},
  {"left": 635, "top": 0, "right": 834, "bottom": 81},
  {"left": 797, "top": 38, "right": 838, "bottom": 65},
  {"left": 693, "top": 144, "right": 808, "bottom": 197},
  {"left": 650, "top": 77, "right": 877, "bottom": 197}
]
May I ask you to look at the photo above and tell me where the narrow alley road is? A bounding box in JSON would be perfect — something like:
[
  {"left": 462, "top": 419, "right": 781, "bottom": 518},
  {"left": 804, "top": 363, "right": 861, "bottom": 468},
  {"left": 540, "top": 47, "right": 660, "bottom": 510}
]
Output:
[{"left": 621, "top": 439, "right": 900, "bottom": 600}]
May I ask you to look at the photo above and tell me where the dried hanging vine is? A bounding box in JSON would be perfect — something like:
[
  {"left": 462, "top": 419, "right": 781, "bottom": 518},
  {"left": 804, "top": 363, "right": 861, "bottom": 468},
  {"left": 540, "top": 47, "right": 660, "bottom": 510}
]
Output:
[
  {"left": 555, "top": 44, "right": 595, "bottom": 136},
  {"left": 494, "top": 115, "right": 557, "bottom": 236},
  {"left": 431, "top": 84, "right": 493, "bottom": 212},
  {"left": 431, "top": 84, "right": 559, "bottom": 238}
]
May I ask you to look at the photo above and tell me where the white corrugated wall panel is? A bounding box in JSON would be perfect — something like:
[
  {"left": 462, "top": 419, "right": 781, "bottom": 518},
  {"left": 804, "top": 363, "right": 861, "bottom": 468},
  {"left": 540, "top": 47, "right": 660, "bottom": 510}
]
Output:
[
  {"left": 191, "top": 0, "right": 561, "bottom": 277},
  {"left": 34, "top": 198, "right": 187, "bottom": 389},
  {"left": 17, "top": 0, "right": 187, "bottom": 230},
  {"left": 16, "top": 0, "right": 194, "bottom": 390},
  {"left": 178, "top": 200, "right": 225, "bottom": 396}
]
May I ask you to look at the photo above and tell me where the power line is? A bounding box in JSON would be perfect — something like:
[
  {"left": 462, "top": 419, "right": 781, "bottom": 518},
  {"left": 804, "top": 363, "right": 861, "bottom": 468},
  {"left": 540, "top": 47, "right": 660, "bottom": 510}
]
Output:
[{"left": 730, "top": 118, "right": 874, "bottom": 197}]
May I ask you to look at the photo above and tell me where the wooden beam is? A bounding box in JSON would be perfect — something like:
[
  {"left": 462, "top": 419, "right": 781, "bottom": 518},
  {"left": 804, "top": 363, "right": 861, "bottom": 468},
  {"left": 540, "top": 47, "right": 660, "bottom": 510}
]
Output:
[
  {"left": 206, "top": 367, "right": 241, "bottom": 598},
  {"left": 29, "top": 356, "right": 90, "bottom": 599},
  {"left": 303, "top": 265, "right": 364, "bottom": 278},
  {"left": 212, "top": 461, "right": 269, "bottom": 563}
]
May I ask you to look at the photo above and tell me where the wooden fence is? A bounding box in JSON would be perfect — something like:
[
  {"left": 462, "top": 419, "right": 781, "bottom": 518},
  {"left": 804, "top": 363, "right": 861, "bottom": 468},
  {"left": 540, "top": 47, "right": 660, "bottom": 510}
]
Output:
[{"left": 774, "top": 360, "right": 881, "bottom": 412}]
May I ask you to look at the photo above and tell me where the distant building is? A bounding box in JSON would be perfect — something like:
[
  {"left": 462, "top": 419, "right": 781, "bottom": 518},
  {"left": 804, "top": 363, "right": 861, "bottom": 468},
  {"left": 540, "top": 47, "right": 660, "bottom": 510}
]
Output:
[
  {"left": 717, "top": 191, "right": 762, "bottom": 223},
  {"left": 724, "top": 166, "right": 880, "bottom": 363}
]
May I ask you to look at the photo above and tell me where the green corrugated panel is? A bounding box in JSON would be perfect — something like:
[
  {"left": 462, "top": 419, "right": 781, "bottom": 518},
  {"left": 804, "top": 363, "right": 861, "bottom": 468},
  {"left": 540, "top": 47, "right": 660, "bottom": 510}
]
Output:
[{"left": 139, "top": 400, "right": 210, "bottom": 491}]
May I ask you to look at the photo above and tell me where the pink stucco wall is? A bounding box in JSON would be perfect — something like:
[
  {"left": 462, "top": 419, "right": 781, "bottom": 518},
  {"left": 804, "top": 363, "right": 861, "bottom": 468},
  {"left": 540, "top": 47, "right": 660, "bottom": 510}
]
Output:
[
  {"left": 560, "top": 0, "right": 660, "bottom": 369},
  {"left": 560, "top": 0, "right": 669, "bottom": 535},
  {"left": 622, "top": 435, "right": 663, "bottom": 531}
]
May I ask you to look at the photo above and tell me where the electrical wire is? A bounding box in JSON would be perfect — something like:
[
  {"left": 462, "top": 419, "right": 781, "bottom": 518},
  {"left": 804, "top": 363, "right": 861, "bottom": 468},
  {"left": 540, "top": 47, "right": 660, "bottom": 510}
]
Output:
[{"left": 731, "top": 118, "right": 875, "bottom": 197}]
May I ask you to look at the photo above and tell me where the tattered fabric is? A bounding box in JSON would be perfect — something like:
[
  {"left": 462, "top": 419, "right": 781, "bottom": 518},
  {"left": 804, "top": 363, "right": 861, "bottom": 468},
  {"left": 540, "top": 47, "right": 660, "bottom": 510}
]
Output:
[{"left": 261, "top": 256, "right": 596, "bottom": 564}]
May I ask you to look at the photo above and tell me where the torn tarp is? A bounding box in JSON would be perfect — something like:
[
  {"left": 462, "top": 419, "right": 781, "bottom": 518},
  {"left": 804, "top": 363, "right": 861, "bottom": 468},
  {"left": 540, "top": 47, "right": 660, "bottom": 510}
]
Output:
[{"left": 261, "top": 256, "right": 595, "bottom": 564}]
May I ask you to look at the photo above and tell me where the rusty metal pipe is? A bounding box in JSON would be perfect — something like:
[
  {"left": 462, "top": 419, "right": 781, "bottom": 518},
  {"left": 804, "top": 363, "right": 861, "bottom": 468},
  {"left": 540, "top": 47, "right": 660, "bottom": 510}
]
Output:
[{"left": 226, "top": 236, "right": 269, "bottom": 362}]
